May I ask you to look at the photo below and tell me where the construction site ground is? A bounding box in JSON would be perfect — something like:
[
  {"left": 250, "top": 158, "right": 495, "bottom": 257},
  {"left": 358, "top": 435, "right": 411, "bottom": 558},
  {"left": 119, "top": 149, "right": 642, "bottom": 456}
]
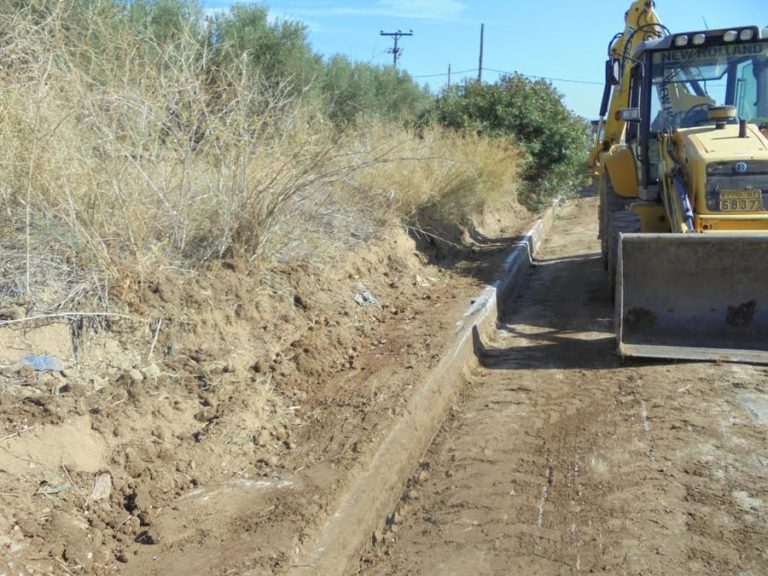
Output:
[
  {"left": 357, "top": 197, "right": 768, "bottom": 575},
  {"left": 3, "top": 195, "right": 768, "bottom": 575},
  {"left": 0, "top": 198, "right": 527, "bottom": 575}
]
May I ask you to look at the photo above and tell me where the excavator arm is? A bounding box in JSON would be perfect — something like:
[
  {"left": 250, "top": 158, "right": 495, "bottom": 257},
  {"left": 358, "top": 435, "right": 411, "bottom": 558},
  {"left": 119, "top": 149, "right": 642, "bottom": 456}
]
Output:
[{"left": 589, "top": 1, "right": 665, "bottom": 167}]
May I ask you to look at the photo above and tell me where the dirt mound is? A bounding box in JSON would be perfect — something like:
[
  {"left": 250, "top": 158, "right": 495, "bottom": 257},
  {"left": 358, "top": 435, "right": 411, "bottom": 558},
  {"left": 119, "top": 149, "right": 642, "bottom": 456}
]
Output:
[{"left": 0, "top": 210, "right": 529, "bottom": 574}]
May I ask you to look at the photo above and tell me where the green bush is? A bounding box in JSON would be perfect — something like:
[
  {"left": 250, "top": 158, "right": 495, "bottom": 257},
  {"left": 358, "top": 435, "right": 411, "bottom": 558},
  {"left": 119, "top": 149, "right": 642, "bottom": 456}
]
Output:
[
  {"left": 321, "top": 55, "right": 431, "bottom": 127},
  {"left": 209, "top": 4, "right": 323, "bottom": 100},
  {"left": 426, "top": 74, "right": 590, "bottom": 208}
]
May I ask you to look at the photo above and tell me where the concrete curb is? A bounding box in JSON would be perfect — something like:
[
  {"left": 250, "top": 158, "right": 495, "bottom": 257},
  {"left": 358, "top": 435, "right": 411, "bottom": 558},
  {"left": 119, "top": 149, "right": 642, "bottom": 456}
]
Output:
[{"left": 287, "top": 206, "right": 557, "bottom": 576}]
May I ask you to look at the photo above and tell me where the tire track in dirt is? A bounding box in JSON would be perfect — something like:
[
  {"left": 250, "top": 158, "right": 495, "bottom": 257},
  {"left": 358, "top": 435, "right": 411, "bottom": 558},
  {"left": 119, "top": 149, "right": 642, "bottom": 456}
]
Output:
[{"left": 358, "top": 196, "right": 768, "bottom": 575}]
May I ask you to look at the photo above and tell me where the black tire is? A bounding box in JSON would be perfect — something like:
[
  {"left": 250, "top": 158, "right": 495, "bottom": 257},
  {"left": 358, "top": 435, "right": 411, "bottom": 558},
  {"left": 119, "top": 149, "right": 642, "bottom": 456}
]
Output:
[
  {"left": 607, "top": 210, "right": 641, "bottom": 300},
  {"left": 599, "top": 175, "right": 627, "bottom": 270}
]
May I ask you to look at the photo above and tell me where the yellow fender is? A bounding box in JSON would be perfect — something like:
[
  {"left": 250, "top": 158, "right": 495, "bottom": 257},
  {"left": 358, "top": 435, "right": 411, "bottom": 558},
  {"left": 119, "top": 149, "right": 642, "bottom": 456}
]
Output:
[{"left": 604, "top": 145, "right": 639, "bottom": 199}]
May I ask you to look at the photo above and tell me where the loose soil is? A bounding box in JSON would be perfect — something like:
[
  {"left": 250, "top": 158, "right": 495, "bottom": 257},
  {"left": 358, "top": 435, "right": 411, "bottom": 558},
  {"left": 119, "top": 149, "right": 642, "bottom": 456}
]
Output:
[
  {"left": 357, "top": 197, "right": 768, "bottom": 575},
  {"left": 0, "top": 202, "right": 530, "bottom": 575}
]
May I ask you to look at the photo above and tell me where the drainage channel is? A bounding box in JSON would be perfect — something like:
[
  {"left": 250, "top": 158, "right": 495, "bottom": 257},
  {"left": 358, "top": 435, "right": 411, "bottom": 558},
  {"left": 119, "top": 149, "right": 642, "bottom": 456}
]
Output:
[{"left": 276, "top": 205, "right": 557, "bottom": 576}]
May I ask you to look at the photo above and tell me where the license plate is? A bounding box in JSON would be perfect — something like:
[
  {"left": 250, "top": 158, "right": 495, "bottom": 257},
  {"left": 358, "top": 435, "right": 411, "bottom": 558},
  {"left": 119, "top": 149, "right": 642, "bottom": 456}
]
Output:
[{"left": 719, "top": 189, "right": 764, "bottom": 212}]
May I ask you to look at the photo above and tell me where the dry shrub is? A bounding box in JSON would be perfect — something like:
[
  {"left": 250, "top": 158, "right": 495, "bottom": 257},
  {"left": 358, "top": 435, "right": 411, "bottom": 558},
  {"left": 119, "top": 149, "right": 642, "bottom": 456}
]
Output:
[
  {"left": 0, "top": 4, "right": 344, "bottom": 309},
  {"left": 342, "top": 123, "right": 523, "bottom": 236},
  {"left": 0, "top": 2, "right": 524, "bottom": 312}
]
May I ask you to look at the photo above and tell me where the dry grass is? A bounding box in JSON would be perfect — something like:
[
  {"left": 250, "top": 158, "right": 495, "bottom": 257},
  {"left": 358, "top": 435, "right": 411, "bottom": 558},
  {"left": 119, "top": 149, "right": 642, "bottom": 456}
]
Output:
[
  {"left": 0, "top": 2, "right": 524, "bottom": 313},
  {"left": 343, "top": 123, "right": 523, "bottom": 235}
]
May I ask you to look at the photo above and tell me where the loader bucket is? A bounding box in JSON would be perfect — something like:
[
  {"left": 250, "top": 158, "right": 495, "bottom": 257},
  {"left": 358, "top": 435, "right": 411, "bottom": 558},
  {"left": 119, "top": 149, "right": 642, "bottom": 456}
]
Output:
[{"left": 616, "top": 233, "right": 768, "bottom": 364}]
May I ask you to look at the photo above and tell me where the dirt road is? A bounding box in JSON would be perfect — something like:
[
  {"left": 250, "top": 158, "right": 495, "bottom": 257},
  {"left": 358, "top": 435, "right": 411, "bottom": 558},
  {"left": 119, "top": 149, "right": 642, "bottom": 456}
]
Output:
[{"left": 358, "top": 197, "right": 768, "bottom": 575}]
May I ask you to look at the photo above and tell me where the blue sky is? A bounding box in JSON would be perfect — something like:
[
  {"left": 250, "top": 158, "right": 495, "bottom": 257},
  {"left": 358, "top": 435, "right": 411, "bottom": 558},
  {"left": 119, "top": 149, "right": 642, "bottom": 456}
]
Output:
[{"left": 204, "top": 0, "right": 768, "bottom": 118}]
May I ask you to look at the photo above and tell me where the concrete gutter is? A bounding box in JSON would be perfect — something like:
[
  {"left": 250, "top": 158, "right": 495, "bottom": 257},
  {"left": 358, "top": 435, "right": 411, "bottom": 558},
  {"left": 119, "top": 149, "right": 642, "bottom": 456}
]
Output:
[{"left": 285, "top": 206, "right": 557, "bottom": 576}]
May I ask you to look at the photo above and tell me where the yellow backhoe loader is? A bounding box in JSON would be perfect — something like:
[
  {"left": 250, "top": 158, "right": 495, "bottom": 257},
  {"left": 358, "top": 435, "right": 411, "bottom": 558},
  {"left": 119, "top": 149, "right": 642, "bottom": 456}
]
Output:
[{"left": 590, "top": 1, "right": 768, "bottom": 363}]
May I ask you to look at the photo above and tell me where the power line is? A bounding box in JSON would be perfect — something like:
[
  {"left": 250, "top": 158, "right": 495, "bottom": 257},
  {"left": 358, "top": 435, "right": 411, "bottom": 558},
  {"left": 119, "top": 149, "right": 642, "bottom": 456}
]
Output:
[
  {"left": 485, "top": 68, "right": 603, "bottom": 85},
  {"left": 411, "top": 67, "right": 602, "bottom": 86},
  {"left": 412, "top": 68, "right": 477, "bottom": 79}
]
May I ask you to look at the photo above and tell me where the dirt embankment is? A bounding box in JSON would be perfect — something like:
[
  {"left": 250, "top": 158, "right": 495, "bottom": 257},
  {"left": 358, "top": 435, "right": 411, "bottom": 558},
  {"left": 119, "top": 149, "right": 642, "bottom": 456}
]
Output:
[{"left": 0, "top": 202, "right": 530, "bottom": 575}]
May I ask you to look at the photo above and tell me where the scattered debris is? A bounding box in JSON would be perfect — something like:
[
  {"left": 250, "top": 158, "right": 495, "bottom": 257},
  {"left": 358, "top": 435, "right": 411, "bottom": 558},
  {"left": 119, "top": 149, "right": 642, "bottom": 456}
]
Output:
[
  {"left": 36, "top": 483, "right": 68, "bottom": 498},
  {"left": 20, "top": 355, "right": 64, "bottom": 372},
  {"left": 414, "top": 274, "right": 430, "bottom": 287},
  {"left": 87, "top": 473, "right": 112, "bottom": 505},
  {"left": 355, "top": 291, "right": 377, "bottom": 306}
]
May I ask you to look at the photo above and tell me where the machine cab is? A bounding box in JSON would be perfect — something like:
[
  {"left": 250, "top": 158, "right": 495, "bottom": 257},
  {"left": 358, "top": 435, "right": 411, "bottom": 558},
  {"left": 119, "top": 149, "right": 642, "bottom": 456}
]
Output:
[{"left": 627, "top": 27, "right": 768, "bottom": 206}]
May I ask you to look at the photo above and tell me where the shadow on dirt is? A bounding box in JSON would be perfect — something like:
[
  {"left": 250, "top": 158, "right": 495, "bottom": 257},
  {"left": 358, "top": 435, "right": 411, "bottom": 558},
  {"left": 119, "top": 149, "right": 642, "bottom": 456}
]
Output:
[
  {"left": 471, "top": 249, "right": 668, "bottom": 371},
  {"left": 472, "top": 325, "right": 619, "bottom": 371},
  {"left": 408, "top": 190, "right": 600, "bottom": 293},
  {"left": 408, "top": 224, "right": 533, "bottom": 287}
]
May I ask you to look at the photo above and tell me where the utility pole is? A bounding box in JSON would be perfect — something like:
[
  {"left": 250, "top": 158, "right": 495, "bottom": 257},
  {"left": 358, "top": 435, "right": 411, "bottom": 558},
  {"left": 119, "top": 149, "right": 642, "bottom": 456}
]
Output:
[
  {"left": 478, "top": 23, "right": 485, "bottom": 83},
  {"left": 448, "top": 64, "right": 452, "bottom": 87},
  {"left": 380, "top": 30, "right": 413, "bottom": 67}
]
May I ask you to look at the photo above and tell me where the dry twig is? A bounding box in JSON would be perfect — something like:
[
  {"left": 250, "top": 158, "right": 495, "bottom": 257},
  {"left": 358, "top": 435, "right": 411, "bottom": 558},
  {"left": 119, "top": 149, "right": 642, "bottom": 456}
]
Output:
[
  {"left": 0, "top": 312, "right": 143, "bottom": 328},
  {"left": 0, "top": 425, "right": 39, "bottom": 444},
  {"left": 148, "top": 318, "right": 163, "bottom": 362},
  {"left": 61, "top": 464, "right": 82, "bottom": 494}
]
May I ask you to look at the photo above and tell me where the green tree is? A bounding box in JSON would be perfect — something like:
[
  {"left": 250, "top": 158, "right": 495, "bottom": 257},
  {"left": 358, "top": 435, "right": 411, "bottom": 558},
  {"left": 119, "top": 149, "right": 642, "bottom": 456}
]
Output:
[
  {"left": 321, "top": 56, "right": 374, "bottom": 126},
  {"left": 320, "top": 56, "right": 430, "bottom": 127},
  {"left": 210, "top": 5, "right": 322, "bottom": 98},
  {"left": 427, "top": 74, "right": 590, "bottom": 207},
  {"left": 126, "top": 0, "right": 201, "bottom": 45}
]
